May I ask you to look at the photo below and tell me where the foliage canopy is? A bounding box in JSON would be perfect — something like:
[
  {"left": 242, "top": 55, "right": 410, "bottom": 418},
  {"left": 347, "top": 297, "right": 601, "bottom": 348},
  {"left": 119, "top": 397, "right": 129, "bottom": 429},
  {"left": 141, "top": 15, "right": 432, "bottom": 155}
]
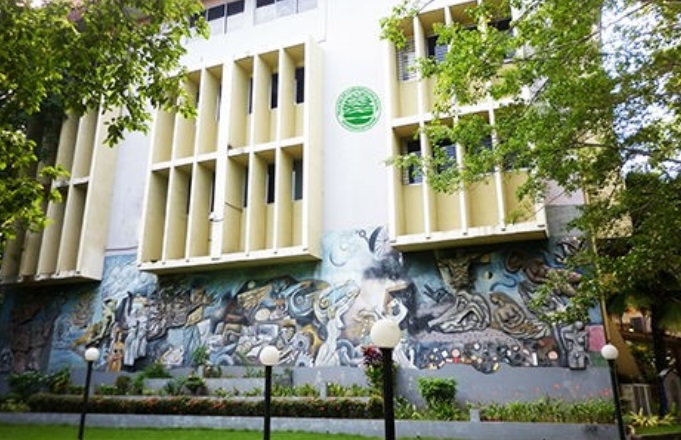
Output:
[
  {"left": 0, "top": 0, "right": 207, "bottom": 257},
  {"left": 382, "top": 0, "right": 681, "bottom": 326}
]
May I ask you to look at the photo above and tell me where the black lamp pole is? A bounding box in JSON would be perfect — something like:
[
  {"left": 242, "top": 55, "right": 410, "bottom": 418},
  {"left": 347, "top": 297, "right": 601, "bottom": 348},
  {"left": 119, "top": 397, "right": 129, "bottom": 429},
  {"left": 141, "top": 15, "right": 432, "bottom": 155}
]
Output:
[
  {"left": 263, "top": 364, "right": 273, "bottom": 440},
  {"left": 77, "top": 358, "right": 95, "bottom": 440},
  {"left": 607, "top": 359, "right": 627, "bottom": 440},
  {"left": 380, "top": 347, "right": 396, "bottom": 440}
]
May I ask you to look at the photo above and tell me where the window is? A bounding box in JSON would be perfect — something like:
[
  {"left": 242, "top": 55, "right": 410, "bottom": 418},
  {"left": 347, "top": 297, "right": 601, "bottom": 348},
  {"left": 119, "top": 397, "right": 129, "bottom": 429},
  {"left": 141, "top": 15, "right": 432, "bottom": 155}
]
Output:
[
  {"left": 426, "top": 35, "right": 447, "bottom": 63},
  {"left": 209, "top": 172, "right": 216, "bottom": 213},
  {"left": 292, "top": 160, "right": 303, "bottom": 200},
  {"left": 434, "top": 141, "right": 457, "bottom": 173},
  {"left": 247, "top": 78, "right": 253, "bottom": 114},
  {"left": 206, "top": 4, "right": 226, "bottom": 21},
  {"left": 270, "top": 73, "right": 279, "bottom": 108},
  {"left": 490, "top": 18, "right": 514, "bottom": 60},
  {"left": 490, "top": 18, "right": 511, "bottom": 32},
  {"left": 402, "top": 139, "right": 422, "bottom": 184},
  {"left": 227, "top": 0, "right": 245, "bottom": 16},
  {"left": 467, "top": 135, "right": 495, "bottom": 173},
  {"left": 295, "top": 67, "right": 305, "bottom": 103},
  {"left": 216, "top": 86, "right": 221, "bottom": 121},
  {"left": 266, "top": 164, "right": 276, "bottom": 203},
  {"left": 242, "top": 168, "right": 249, "bottom": 207},
  {"left": 256, "top": 0, "right": 275, "bottom": 6},
  {"left": 186, "top": 176, "right": 192, "bottom": 214},
  {"left": 397, "top": 38, "right": 417, "bottom": 81}
]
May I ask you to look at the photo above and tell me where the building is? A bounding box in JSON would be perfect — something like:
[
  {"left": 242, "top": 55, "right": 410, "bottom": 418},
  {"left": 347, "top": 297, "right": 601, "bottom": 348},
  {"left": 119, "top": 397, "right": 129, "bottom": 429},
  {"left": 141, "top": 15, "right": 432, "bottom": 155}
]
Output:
[{"left": 0, "top": 0, "right": 610, "bottom": 402}]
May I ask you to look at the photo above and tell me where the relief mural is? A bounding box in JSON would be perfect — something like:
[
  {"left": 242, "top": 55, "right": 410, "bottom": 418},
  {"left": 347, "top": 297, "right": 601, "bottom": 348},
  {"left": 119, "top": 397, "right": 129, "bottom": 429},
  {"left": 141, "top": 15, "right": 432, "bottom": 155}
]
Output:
[{"left": 0, "top": 228, "right": 602, "bottom": 374}]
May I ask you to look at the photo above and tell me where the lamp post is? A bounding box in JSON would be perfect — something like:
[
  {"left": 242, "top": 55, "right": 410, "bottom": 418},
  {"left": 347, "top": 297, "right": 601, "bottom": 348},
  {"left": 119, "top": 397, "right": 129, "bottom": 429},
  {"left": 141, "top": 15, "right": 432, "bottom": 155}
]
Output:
[
  {"left": 259, "top": 345, "right": 280, "bottom": 440},
  {"left": 370, "top": 319, "right": 401, "bottom": 440},
  {"left": 601, "top": 343, "right": 626, "bottom": 440},
  {"left": 77, "top": 346, "right": 100, "bottom": 440}
]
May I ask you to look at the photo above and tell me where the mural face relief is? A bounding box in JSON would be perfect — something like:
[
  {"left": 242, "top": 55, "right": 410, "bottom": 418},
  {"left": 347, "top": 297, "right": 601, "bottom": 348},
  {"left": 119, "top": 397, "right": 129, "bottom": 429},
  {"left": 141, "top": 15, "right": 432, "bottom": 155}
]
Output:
[{"left": 0, "top": 228, "right": 600, "bottom": 375}]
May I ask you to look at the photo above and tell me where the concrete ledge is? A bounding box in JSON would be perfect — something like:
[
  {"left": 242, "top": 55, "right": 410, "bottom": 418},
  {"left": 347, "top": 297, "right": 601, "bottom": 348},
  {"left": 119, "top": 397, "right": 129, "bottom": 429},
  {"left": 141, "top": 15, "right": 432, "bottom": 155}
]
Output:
[{"left": 0, "top": 413, "right": 617, "bottom": 440}]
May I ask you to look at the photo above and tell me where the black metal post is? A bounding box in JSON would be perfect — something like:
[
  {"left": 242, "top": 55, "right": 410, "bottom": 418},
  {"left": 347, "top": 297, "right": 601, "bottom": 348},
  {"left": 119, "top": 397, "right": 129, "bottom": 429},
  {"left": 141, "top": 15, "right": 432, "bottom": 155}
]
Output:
[
  {"left": 77, "top": 360, "right": 94, "bottom": 440},
  {"left": 608, "top": 359, "right": 626, "bottom": 440},
  {"left": 380, "top": 347, "right": 396, "bottom": 440},
  {"left": 263, "top": 365, "right": 273, "bottom": 440}
]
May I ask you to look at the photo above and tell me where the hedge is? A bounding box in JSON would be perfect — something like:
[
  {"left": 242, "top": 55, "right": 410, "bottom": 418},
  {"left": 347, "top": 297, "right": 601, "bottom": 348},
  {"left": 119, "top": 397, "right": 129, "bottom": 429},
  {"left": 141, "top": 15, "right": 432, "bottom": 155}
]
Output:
[{"left": 26, "top": 394, "right": 383, "bottom": 419}]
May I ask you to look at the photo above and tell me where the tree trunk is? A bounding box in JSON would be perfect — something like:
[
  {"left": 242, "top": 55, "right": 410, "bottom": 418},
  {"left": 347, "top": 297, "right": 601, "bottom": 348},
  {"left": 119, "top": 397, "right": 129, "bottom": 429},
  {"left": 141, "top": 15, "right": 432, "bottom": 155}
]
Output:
[{"left": 650, "top": 304, "right": 669, "bottom": 416}]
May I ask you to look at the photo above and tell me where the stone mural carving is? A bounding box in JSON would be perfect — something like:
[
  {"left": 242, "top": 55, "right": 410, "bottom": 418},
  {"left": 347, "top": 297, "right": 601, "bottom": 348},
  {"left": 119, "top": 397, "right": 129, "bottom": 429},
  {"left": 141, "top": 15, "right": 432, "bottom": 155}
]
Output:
[{"left": 0, "top": 229, "right": 597, "bottom": 375}]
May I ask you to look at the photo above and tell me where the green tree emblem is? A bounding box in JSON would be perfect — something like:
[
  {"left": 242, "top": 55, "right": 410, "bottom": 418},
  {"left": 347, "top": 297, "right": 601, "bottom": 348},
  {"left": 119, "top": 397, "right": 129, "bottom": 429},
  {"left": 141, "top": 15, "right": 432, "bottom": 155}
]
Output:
[{"left": 336, "top": 86, "right": 381, "bottom": 132}]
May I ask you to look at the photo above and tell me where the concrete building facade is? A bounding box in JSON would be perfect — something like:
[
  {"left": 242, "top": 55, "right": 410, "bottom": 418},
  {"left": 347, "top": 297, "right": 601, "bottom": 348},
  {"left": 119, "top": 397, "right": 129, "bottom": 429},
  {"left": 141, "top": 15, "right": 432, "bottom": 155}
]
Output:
[{"left": 0, "top": 0, "right": 609, "bottom": 402}]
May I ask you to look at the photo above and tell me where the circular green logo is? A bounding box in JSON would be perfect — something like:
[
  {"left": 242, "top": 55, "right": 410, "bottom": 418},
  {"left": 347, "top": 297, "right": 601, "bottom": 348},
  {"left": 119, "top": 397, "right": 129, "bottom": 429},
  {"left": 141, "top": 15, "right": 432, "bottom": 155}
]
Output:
[{"left": 336, "top": 86, "right": 381, "bottom": 132}]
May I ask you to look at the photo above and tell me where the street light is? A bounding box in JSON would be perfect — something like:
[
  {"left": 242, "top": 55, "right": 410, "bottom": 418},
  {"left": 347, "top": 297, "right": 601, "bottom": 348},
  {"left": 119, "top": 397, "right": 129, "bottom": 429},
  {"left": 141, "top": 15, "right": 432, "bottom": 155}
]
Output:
[
  {"left": 370, "top": 319, "right": 401, "bottom": 440},
  {"left": 601, "top": 343, "right": 626, "bottom": 440},
  {"left": 77, "top": 346, "right": 100, "bottom": 440},
  {"left": 259, "top": 345, "right": 280, "bottom": 440}
]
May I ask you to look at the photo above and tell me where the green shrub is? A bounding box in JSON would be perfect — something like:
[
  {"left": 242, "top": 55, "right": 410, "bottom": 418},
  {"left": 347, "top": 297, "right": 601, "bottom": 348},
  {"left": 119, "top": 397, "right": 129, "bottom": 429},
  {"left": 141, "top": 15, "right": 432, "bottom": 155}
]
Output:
[
  {"left": 47, "top": 367, "right": 72, "bottom": 394},
  {"left": 214, "top": 388, "right": 233, "bottom": 398},
  {"left": 362, "top": 345, "right": 396, "bottom": 395},
  {"left": 476, "top": 397, "right": 615, "bottom": 424},
  {"left": 191, "top": 346, "right": 209, "bottom": 368},
  {"left": 130, "top": 374, "right": 145, "bottom": 395},
  {"left": 115, "top": 375, "right": 132, "bottom": 395},
  {"left": 142, "top": 362, "right": 172, "bottom": 378},
  {"left": 0, "top": 398, "right": 31, "bottom": 413},
  {"left": 95, "top": 384, "right": 119, "bottom": 396},
  {"left": 162, "top": 377, "right": 187, "bottom": 396},
  {"left": 204, "top": 364, "right": 222, "bottom": 378},
  {"left": 184, "top": 375, "right": 207, "bottom": 396},
  {"left": 417, "top": 377, "right": 457, "bottom": 407},
  {"left": 294, "top": 383, "right": 319, "bottom": 397},
  {"left": 327, "top": 383, "right": 372, "bottom": 398},
  {"left": 68, "top": 385, "right": 85, "bottom": 395},
  {"left": 243, "top": 387, "right": 264, "bottom": 397},
  {"left": 7, "top": 371, "right": 47, "bottom": 400},
  {"left": 395, "top": 396, "right": 423, "bottom": 420},
  {"left": 25, "top": 394, "right": 383, "bottom": 419},
  {"left": 272, "top": 384, "right": 295, "bottom": 397},
  {"left": 244, "top": 367, "right": 264, "bottom": 378},
  {"left": 416, "top": 377, "right": 462, "bottom": 421}
]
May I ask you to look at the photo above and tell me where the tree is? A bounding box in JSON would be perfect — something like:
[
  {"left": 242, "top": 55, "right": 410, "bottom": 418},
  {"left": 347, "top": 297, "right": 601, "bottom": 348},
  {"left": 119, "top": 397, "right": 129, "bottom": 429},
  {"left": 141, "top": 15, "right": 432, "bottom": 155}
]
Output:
[
  {"left": 381, "top": 0, "right": 681, "bottom": 407},
  {"left": 0, "top": 0, "right": 207, "bottom": 258}
]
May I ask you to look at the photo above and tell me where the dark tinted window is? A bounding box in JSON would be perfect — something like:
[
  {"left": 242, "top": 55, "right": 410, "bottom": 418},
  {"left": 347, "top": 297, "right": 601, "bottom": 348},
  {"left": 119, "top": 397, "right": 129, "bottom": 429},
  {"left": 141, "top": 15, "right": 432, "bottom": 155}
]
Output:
[
  {"left": 270, "top": 73, "right": 279, "bottom": 108},
  {"left": 426, "top": 35, "right": 447, "bottom": 62},
  {"left": 491, "top": 18, "right": 511, "bottom": 32},
  {"left": 206, "top": 4, "right": 225, "bottom": 21},
  {"left": 227, "top": 0, "right": 245, "bottom": 15},
  {"left": 266, "top": 164, "right": 276, "bottom": 203},
  {"left": 403, "top": 140, "right": 422, "bottom": 184},
  {"left": 292, "top": 160, "right": 303, "bottom": 200},
  {"left": 256, "top": 0, "right": 275, "bottom": 7},
  {"left": 247, "top": 78, "right": 253, "bottom": 114},
  {"left": 295, "top": 67, "right": 304, "bottom": 103}
]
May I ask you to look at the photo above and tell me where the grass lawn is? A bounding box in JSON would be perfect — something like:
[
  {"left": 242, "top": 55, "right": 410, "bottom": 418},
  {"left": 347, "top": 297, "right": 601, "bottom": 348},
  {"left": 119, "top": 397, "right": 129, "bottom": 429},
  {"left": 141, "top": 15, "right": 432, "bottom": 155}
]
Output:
[{"left": 0, "top": 424, "right": 458, "bottom": 440}]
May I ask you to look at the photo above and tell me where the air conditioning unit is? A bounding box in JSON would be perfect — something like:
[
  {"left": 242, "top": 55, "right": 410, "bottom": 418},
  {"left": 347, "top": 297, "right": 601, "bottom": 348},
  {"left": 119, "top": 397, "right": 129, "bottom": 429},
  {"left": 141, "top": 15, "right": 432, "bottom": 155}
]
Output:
[{"left": 621, "top": 383, "right": 653, "bottom": 415}]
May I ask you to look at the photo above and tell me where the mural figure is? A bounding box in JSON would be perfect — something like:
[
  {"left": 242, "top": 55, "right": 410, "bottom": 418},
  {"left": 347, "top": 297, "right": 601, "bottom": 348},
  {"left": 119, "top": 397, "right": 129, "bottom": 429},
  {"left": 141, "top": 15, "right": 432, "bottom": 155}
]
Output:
[
  {"left": 559, "top": 321, "right": 589, "bottom": 369},
  {"left": 314, "top": 296, "right": 353, "bottom": 366},
  {"left": 107, "top": 329, "right": 125, "bottom": 372},
  {"left": 489, "top": 291, "right": 550, "bottom": 339},
  {"left": 418, "top": 258, "right": 491, "bottom": 333}
]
